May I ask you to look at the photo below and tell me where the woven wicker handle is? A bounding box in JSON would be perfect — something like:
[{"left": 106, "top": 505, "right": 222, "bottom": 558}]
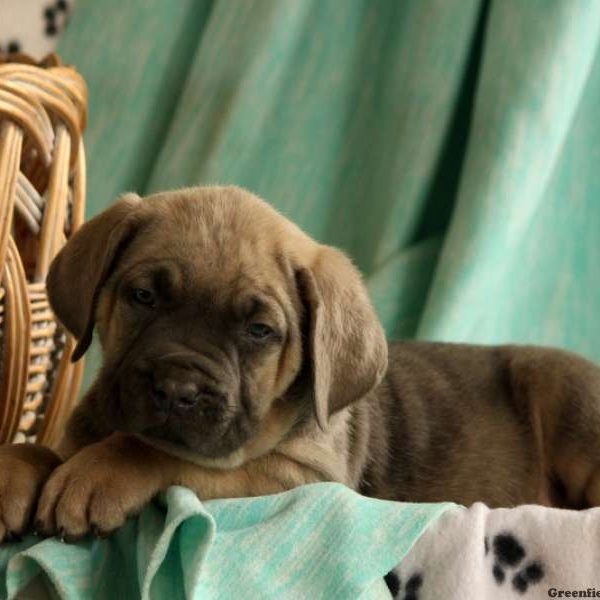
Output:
[{"left": 0, "top": 53, "right": 88, "bottom": 448}]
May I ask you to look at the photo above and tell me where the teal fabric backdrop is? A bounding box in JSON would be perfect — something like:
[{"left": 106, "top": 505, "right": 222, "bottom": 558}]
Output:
[{"left": 57, "top": 0, "right": 600, "bottom": 391}]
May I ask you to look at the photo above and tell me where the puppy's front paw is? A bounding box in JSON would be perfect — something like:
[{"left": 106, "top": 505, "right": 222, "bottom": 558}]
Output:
[
  {"left": 0, "top": 444, "right": 62, "bottom": 543},
  {"left": 35, "top": 434, "right": 164, "bottom": 541}
]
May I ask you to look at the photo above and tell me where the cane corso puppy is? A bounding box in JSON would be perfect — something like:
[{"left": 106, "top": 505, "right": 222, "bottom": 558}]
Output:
[{"left": 0, "top": 186, "right": 599, "bottom": 541}]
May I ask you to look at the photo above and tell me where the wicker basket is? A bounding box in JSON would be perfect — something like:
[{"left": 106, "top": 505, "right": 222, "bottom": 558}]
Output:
[{"left": 0, "top": 53, "right": 87, "bottom": 449}]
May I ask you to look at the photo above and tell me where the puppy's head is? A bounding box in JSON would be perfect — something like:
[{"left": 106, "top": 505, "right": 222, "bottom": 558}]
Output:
[{"left": 47, "top": 187, "right": 387, "bottom": 462}]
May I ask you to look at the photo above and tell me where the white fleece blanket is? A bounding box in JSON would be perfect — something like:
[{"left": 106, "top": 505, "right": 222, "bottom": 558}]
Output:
[
  {"left": 387, "top": 502, "right": 600, "bottom": 600},
  {"left": 1, "top": 0, "right": 74, "bottom": 59}
]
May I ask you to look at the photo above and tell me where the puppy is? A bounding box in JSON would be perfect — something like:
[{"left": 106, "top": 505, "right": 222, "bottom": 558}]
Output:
[{"left": 1, "top": 185, "right": 600, "bottom": 542}]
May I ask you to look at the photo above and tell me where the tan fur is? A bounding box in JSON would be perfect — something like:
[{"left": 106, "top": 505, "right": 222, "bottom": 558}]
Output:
[{"left": 1, "top": 185, "right": 600, "bottom": 542}]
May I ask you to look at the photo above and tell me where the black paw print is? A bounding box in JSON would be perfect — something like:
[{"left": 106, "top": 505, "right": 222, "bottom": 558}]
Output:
[
  {"left": 485, "top": 533, "right": 545, "bottom": 594},
  {"left": 44, "top": 0, "right": 70, "bottom": 37},
  {"left": 0, "top": 40, "right": 21, "bottom": 55},
  {"left": 384, "top": 570, "right": 423, "bottom": 600}
]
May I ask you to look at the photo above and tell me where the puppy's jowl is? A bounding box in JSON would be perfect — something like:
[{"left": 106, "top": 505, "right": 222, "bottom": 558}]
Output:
[{"left": 1, "top": 186, "right": 600, "bottom": 541}]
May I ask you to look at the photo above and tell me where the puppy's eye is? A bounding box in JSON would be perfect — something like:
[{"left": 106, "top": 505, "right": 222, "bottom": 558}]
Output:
[
  {"left": 246, "top": 323, "right": 274, "bottom": 340},
  {"left": 132, "top": 288, "right": 155, "bottom": 307}
]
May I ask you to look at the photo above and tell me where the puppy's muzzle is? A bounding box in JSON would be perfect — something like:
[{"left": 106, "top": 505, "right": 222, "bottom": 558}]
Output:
[
  {"left": 136, "top": 353, "right": 230, "bottom": 420},
  {"left": 151, "top": 379, "right": 225, "bottom": 414}
]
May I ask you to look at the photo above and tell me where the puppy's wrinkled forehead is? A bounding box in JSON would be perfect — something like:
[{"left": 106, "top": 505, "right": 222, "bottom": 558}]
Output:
[{"left": 118, "top": 187, "right": 314, "bottom": 301}]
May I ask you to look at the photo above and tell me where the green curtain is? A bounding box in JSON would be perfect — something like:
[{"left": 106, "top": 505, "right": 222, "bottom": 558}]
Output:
[{"left": 58, "top": 0, "right": 600, "bottom": 391}]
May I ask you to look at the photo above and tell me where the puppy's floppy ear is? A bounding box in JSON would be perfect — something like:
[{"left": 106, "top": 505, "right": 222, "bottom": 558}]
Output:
[
  {"left": 46, "top": 193, "right": 143, "bottom": 362},
  {"left": 296, "top": 246, "right": 388, "bottom": 429}
]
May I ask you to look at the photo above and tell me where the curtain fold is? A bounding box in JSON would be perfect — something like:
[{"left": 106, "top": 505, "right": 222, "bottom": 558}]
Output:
[
  {"left": 418, "top": 0, "right": 600, "bottom": 352},
  {"left": 58, "top": 0, "right": 600, "bottom": 391},
  {"left": 58, "top": 0, "right": 214, "bottom": 207}
]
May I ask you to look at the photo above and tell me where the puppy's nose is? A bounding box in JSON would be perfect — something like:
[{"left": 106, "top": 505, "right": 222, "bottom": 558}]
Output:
[{"left": 152, "top": 378, "right": 200, "bottom": 411}]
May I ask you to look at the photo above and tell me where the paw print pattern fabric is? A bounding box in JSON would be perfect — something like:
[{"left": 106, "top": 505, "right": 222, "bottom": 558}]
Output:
[
  {"left": 387, "top": 502, "right": 600, "bottom": 599},
  {"left": 0, "top": 0, "right": 75, "bottom": 59}
]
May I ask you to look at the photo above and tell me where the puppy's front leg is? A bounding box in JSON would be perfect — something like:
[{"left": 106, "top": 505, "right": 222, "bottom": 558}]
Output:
[
  {"left": 35, "top": 433, "right": 323, "bottom": 541},
  {"left": 0, "top": 444, "right": 62, "bottom": 542}
]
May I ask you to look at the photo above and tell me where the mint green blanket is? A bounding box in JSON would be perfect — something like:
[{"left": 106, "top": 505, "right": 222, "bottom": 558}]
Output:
[{"left": 0, "top": 484, "right": 453, "bottom": 599}]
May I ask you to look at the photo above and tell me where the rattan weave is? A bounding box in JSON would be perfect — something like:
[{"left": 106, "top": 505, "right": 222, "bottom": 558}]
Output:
[{"left": 0, "top": 53, "right": 87, "bottom": 449}]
